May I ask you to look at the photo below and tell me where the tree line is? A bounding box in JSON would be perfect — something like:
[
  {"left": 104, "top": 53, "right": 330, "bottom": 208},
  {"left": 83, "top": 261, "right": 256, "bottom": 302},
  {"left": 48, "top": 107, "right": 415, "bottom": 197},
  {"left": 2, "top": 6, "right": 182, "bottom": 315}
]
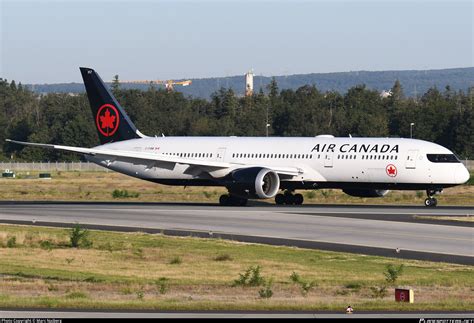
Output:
[{"left": 1, "top": 78, "right": 473, "bottom": 161}]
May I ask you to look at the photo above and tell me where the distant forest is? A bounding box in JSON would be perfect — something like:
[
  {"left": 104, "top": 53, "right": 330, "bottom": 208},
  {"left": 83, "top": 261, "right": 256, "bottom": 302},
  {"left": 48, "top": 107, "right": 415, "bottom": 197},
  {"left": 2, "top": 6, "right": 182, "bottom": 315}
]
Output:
[
  {"left": 26, "top": 67, "right": 474, "bottom": 99},
  {"left": 1, "top": 76, "right": 473, "bottom": 162}
]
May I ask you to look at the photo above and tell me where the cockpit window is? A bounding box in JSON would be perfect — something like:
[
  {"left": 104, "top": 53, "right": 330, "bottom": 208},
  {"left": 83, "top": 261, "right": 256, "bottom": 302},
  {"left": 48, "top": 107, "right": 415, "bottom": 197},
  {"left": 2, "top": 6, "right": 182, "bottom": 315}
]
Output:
[{"left": 426, "top": 154, "right": 460, "bottom": 163}]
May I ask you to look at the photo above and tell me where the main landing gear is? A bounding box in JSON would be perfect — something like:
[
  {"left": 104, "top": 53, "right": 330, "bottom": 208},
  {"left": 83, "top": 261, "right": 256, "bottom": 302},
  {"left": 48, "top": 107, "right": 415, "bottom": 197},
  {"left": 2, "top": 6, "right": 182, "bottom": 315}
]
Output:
[
  {"left": 275, "top": 190, "right": 304, "bottom": 205},
  {"left": 424, "top": 189, "right": 440, "bottom": 207},
  {"left": 219, "top": 194, "right": 248, "bottom": 206}
]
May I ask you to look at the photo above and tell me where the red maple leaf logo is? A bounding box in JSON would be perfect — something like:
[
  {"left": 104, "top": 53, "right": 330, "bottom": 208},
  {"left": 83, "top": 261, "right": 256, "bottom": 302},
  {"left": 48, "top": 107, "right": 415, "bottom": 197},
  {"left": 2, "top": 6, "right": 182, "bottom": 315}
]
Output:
[
  {"left": 386, "top": 164, "right": 397, "bottom": 177},
  {"left": 100, "top": 109, "right": 116, "bottom": 130},
  {"left": 96, "top": 104, "right": 120, "bottom": 137}
]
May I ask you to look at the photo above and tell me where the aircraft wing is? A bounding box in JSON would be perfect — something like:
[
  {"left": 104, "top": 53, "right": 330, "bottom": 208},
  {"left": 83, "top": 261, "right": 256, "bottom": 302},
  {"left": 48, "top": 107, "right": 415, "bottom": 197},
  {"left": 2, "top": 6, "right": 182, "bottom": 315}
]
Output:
[{"left": 6, "top": 139, "right": 302, "bottom": 176}]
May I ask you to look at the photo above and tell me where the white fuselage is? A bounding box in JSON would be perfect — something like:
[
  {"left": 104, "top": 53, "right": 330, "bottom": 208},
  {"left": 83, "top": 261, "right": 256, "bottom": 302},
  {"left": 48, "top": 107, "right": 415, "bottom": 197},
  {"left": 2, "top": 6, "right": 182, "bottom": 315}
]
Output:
[{"left": 88, "top": 136, "right": 470, "bottom": 190}]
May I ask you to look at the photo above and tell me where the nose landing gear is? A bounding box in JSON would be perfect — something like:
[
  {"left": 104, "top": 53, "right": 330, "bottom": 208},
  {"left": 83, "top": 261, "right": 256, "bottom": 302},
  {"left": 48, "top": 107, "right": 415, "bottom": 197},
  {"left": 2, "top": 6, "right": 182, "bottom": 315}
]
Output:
[{"left": 424, "top": 189, "right": 441, "bottom": 207}]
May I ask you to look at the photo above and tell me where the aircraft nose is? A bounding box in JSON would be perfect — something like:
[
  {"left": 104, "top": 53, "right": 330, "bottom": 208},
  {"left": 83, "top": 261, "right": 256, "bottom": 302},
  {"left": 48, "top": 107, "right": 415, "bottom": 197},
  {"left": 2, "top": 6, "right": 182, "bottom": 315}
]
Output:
[{"left": 455, "top": 164, "right": 470, "bottom": 184}]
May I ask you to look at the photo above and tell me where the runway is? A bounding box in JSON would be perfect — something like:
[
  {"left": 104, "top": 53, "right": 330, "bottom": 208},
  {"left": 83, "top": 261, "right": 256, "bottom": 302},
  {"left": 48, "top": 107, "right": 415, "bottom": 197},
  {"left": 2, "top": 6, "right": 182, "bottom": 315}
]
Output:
[{"left": 0, "top": 202, "right": 472, "bottom": 264}]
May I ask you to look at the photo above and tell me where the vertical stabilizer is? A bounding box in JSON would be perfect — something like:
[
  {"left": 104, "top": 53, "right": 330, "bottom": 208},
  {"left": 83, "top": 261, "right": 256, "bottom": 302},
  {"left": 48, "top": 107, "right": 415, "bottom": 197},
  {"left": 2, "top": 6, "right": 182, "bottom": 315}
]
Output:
[{"left": 80, "top": 67, "right": 143, "bottom": 145}]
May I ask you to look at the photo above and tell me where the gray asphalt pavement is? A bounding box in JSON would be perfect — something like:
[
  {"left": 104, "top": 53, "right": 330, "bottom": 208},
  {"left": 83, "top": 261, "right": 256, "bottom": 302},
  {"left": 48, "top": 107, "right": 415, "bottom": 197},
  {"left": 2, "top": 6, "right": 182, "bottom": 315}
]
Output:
[{"left": 0, "top": 202, "right": 472, "bottom": 264}]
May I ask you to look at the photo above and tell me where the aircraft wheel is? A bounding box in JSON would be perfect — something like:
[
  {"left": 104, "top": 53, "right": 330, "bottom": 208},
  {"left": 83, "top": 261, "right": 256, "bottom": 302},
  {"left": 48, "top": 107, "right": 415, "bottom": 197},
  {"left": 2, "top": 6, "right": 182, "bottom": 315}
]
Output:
[
  {"left": 219, "top": 194, "right": 230, "bottom": 206},
  {"left": 424, "top": 197, "right": 437, "bottom": 207},
  {"left": 294, "top": 193, "right": 304, "bottom": 205},
  {"left": 424, "top": 198, "right": 431, "bottom": 207},
  {"left": 275, "top": 194, "right": 285, "bottom": 205}
]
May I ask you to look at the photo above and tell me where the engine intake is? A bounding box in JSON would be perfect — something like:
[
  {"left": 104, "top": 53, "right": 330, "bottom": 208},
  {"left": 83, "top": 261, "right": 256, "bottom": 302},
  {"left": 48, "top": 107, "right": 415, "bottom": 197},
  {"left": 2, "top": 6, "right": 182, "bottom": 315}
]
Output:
[
  {"left": 343, "top": 189, "right": 389, "bottom": 198},
  {"left": 226, "top": 167, "right": 280, "bottom": 199}
]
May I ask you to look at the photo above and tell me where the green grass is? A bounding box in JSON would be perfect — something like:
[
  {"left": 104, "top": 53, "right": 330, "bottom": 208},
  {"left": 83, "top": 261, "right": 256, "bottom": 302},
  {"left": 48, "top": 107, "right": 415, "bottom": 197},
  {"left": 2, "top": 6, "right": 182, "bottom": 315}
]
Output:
[{"left": 0, "top": 224, "right": 472, "bottom": 311}]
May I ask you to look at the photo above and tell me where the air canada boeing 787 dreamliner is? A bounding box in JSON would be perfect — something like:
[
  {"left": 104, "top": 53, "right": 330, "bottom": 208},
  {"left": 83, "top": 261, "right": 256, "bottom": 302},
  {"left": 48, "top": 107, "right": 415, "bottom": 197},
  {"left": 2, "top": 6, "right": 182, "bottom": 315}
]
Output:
[{"left": 7, "top": 67, "right": 470, "bottom": 207}]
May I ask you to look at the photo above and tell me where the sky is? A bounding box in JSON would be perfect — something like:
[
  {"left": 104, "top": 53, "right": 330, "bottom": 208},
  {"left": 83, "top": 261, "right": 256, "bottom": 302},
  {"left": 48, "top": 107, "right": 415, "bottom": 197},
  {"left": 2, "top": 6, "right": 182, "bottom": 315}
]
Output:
[{"left": 1, "top": 0, "right": 473, "bottom": 83}]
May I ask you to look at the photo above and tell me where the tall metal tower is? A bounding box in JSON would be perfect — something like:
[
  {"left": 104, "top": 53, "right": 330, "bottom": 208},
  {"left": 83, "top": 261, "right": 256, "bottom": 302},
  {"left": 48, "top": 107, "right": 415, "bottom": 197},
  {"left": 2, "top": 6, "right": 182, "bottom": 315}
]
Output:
[{"left": 245, "top": 69, "right": 254, "bottom": 96}]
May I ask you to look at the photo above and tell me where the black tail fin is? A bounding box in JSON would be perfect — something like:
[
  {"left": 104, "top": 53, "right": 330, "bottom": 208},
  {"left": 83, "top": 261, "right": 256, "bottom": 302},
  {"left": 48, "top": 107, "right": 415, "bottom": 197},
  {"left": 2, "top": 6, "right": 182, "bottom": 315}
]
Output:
[{"left": 80, "top": 67, "right": 142, "bottom": 145}]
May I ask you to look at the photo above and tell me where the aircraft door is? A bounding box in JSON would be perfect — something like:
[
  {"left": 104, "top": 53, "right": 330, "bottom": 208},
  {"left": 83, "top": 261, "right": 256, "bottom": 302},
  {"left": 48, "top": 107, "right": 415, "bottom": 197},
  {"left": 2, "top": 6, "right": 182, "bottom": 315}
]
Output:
[
  {"left": 324, "top": 152, "right": 334, "bottom": 168},
  {"left": 216, "top": 147, "right": 227, "bottom": 162},
  {"left": 405, "top": 150, "right": 418, "bottom": 169}
]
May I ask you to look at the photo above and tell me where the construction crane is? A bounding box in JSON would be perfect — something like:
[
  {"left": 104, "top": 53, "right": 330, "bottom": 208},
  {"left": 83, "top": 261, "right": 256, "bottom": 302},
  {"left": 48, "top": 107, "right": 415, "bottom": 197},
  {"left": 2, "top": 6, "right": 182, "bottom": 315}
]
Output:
[{"left": 122, "top": 79, "right": 192, "bottom": 92}]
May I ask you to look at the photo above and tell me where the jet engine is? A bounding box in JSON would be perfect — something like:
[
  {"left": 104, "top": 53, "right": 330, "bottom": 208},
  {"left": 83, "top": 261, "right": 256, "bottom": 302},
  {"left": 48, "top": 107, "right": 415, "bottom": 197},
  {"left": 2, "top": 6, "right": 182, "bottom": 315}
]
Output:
[
  {"left": 342, "top": 189, "right": 389, "bottom": 198},
  {"left": 226, "top": 167, "right": 280, "bottom": 199}
]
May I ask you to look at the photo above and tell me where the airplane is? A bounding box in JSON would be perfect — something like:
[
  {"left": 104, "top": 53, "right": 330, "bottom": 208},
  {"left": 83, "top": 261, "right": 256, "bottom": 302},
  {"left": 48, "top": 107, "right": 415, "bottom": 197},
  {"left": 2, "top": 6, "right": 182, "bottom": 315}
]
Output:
[{"left": 6, "top": 67, "right": 470, "bottom": 207}]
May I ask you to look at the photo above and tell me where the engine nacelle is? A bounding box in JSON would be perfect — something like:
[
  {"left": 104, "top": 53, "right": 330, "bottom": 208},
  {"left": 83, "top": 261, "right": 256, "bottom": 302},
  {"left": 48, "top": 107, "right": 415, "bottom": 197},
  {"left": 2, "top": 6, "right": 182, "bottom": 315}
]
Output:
[
  {"left": 226, "top": 167, "right": 280, "bottom": 199},
  {"left": 343, "top": 189, "right": 389, "bottom": 198}
]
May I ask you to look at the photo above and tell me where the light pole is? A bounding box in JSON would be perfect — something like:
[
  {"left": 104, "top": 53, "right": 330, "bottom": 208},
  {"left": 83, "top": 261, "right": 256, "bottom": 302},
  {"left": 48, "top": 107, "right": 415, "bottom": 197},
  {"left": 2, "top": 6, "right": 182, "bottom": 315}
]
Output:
[
  {"left": 410, "top": 123, "right": 415, "bottom": 138},
  {"left": 266, "top": 103, "right": 270, "bottom": 137}
]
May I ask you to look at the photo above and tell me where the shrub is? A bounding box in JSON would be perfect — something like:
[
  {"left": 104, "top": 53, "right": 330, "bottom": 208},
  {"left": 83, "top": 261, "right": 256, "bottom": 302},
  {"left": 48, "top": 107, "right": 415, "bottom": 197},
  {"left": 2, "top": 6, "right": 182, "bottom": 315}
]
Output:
[
  {"left": 300, "top": 281, "right": 316, "bottom": 296},
  {"left": 69, "top": 224, "right": 92, "bottom": 248},
  {"left": 155, "top": 277, "right": 169, "bottom": 295},
  {"left": 290, "top": 271, "right": 316, "bottom": 296},
  {"left": 40, "top": 240, "right": 53, "bottom": 251},
  {"left": 258, "top": 279, "right": 273, "bottom": 299},
  {"left": 6, "top": 236, "right": 16, "bottom": 248},
  {"left": 233, "top": 265, "right": 265, "bottom": 287},
  {"left": 384, "top": 264, "right": 404, "bottom": 285},
  {"left": 290, "top": 271, "right": 301, "bottom": 284}
]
